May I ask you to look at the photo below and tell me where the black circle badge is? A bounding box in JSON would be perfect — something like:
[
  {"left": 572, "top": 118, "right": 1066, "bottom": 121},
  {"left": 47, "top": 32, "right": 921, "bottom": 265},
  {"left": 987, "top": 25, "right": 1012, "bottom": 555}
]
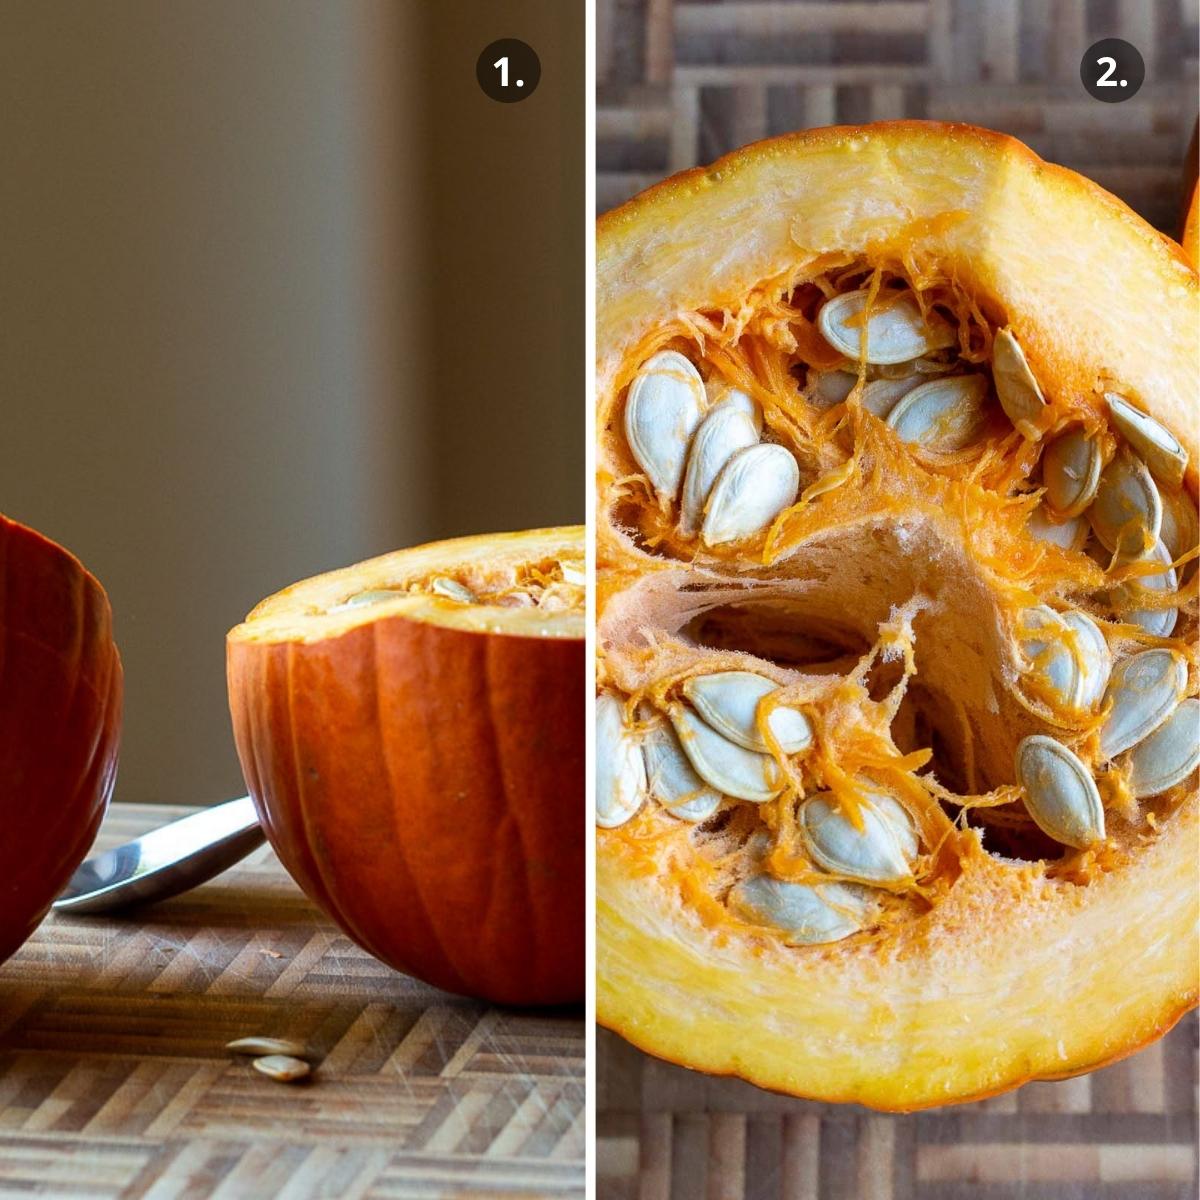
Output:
[
  {"left": 1080, "top": 38, "right": 1145, "bottom": 102},
  {"left": 477, "top": 39, "right": 540, "bottom": 103}
]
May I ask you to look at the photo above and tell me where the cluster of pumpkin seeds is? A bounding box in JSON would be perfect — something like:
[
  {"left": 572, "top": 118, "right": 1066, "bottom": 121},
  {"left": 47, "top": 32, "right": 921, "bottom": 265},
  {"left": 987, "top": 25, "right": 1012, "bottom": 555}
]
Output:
[
  {"left": 602, "top": 274, "right": 1197, "bottom": 946},
  {"left": 596, "top": 676, "right": 921, "bottom": 944},
  {"left": 624, "top": 351, "right": 798, "bottom": 545},
  {"left": 226, "top": 1037, "right": 313, "bottom": 1084}
]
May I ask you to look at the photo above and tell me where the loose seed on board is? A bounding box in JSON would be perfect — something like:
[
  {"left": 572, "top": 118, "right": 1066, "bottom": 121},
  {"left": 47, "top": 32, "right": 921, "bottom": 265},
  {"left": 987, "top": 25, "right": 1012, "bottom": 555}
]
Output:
[
  {"left": 799, "top": 792, "right": 913, "bottom": 884},
  {"left": 624, "top": 350, "right": 705, "bottom": 502},
  {"left": 669, "top": 702, "right": 782, "bottom": 803},
  {"left": 1109, "top": 539, "right": 1178, "bottom": 639},
  {"left": 1042, "top": 429, "right": 1101, "bottom": 518},
  {"left": 817, "top": 289, "right": 956, "bottom": 365},
  {"left": 682, "top": 671, "right": 814, "bottom": 754},
  {"left": 1098, "top": 649, "right": 1188, "bottom": 759},
  {"left": 885, "top": 375, "right": 990, "bottom": 453},
  {"left": 1014, "top": 735, "right": 1105, "bottom": 850},
  {"left": 641, "top": 711, "right": 722, "bottom": 822},
  {"left": 992, "top": 327, "right": 1048, "bottom": 435},
  {"left": 728, "top": 874, "right": 872, "bottom": 945},
  {"left": 596, "top": 691, "right": 645, "bottom": 828},
  {"left": 1127, "top": 698, "right": 1200, "bottom": 798},
  {"left": 678, "top": 405, "right": 759, "bottom": 537},
  {"left": 1090, "top": 449, "right": 1162, "bottom": 561},
  {"left": 859, "top": 374, "right": 918, "bottom": 419},
  {"left": 226, "top": 1038, "right": 310, "bottom": 1059},
  {"left": 1060, "top": 610, "right": 1112, "bottom": 710},
  {"left": 1026, "top": 504, "right": 1089, "bottom": 552},
  {"left": 1105, "top": 393, "right": 1189, "bottom": 489},
  {"left": 430, "top": 577, "right": 477, "bottom": 604},
  {"left": 701, "top": 444, "right": 800, "bottom": 546},
  {"left": 252, "top": 1055, "right": 311, "bottom": 1084}
]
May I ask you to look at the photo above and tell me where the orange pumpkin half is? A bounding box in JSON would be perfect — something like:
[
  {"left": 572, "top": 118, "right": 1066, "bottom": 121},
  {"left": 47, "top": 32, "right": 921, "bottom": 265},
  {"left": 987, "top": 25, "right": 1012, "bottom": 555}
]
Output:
[
  {"left": 596, "top": 123, "right": 1198, "bottom": 1110},
  {"left": 0, "top": 514, "right": 122, "bottom": 964},
  {"left": 227, "top": 527, "right": 584, "bottom": 1006}
]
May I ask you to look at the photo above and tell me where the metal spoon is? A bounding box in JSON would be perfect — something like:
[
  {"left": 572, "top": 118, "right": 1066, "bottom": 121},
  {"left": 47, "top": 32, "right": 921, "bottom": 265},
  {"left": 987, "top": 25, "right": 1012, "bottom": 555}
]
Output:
[{"left": 53, "top": 796, "right": 264, "bottom": 915}]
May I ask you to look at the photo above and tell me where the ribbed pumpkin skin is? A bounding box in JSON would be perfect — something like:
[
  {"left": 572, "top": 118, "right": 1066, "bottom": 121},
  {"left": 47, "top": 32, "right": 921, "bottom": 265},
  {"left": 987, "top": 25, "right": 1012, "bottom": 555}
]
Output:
[
  {"left": 228, "top": 609, "right": 584, "bottom": 1005},
  {"left": 0, "top": 514, "right": 122, "bottom": 964}
]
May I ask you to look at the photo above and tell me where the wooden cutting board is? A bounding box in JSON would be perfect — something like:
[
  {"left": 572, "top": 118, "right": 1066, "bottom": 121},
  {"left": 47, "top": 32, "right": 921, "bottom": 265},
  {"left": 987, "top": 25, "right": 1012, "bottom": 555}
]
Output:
[{"left": 0, "top": 804, "right": 584, "bottom": 1199}]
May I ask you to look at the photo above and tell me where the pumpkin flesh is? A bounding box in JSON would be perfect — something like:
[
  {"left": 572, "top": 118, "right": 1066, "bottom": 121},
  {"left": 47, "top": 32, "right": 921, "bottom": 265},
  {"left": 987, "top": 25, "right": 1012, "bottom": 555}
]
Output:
[{"left": 596, "top": 124, "right": 1198, "bottom": 1109}]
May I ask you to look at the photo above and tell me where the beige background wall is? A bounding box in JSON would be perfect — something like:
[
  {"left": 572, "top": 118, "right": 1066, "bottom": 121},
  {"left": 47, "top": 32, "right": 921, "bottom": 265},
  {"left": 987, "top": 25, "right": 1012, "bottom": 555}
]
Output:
[{"left": 0, "top": 1, "right": 583, "bottom": 806}]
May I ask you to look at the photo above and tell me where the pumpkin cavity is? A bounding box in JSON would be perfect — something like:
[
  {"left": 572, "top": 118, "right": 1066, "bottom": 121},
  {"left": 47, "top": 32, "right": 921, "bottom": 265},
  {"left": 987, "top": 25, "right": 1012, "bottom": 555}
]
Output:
[{"left": 598, "top": 256, "right": 1198, "bottom": 945}]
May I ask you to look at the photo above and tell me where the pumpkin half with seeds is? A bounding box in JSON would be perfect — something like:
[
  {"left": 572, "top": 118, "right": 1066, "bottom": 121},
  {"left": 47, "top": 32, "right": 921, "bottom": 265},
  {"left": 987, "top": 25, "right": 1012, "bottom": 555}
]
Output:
[
  {"left": 227, "top": 527, "right": 584, "bottom": 1005},
  {"left": 596, "top": 122, "right": 1198, "bottom": 1109}
]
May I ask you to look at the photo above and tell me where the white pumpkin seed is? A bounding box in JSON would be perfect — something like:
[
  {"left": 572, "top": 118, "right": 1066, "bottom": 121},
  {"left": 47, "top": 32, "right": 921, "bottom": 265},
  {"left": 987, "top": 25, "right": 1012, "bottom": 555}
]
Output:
[
  {"left": 861, "top": 788, "right": 920, "bottom": 860},
  {"left": 679, "top": 405, "right": 759, "bottom": 537},
  {"left": 1127, "top": 698, "right": 1200, "bottom": 798},
  {"left": 1105, "top": 393, "right": 1188, "bottom": 489},
  {"left": 252, "top": 1054, "right": 311, "bottom": 1083},
  {"left": 701, "top": 444, "right": 799, "bottom": 546},
  {"left": 624, "top": 350, "right": 705, "bottom": 501},
  {"left": 227, "top": 1037, "right": 310, "bottom": 1060},
  {"left": 669, "top": 703, "right": 782, "bottom": 803},
  {"left": 641, "top": 711, "right": 722, "bottom": 822},
  {"left": 807, "top": 369, "right": 858, "bottom": 410},
  {"left": 1090, "top": 449, "right": 1162, "bottom": 561},
  {"left": 885, "top": 375, "right": 990, "bottom": 453},
  {"left": 1060, "top": 610, "right": 1112, "bottom": 710},
  {"left": 1014, "top": 735, "right": 1105, "bottom": 849},
  {"left": 682, "top": 671, "right": 814, "bottom": 754},
  {"left": 1026, "top": 504, "right": 1089, "bottom": 552},
  {"left": 1017, "top": 605, "right": 1084, "bottom": 712},
  {"left": 728, "top": 874, "right": 872, "bottom": 945},
  {"left": 1159, "top": 485, "right": 1198, "bottom": 564},
  {"left": 596, "top": 691, "right": 645, "bottom": 828},
  {"left": 1042, "top": 429, "right": 1101, "bottom": 518},
  {"left": 430, "top": 577, "right": 477, "bottom": 604},
  {"left": 1109, "top": 539, "right": 1178, "bottom": 638},
  {"left": 705, "top": 382, "right": 763, "bottom": 432},
  {"left": 799, "top": 791, "right": 913, "bottom": 884},
  {"left": 992, "top": 327, "right": 1048, "bottom": 434},
  {"left": 335, "top": 589, "right": 401, "bottom": 610},
  {"left": 876, "top": 356, "right": 954, "bottom": 379},
  {"left": 559, "top": 562, "right": 586, "bottom": 586},
  {"left": 1098, "top": 649, "right": 1188, "bottom": 759},
  {"left": 817, "top": 289, "right": 955, "bottom": 365},
  {"left": 859, "top": 374, "right": 918, "bottom": 419}
]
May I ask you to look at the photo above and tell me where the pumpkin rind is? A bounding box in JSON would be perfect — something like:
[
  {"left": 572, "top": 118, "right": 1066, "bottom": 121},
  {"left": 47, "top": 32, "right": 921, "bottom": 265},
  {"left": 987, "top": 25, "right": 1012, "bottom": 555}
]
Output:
[
  {"left": 227, "top": 527, "right": 584, "bottom": 1006},
  {"left": 596, "top": 123, "right": 1199, "bottom": 1110},
  {"left": 0, "top": 514, "right": 123, "bottom": 964}
]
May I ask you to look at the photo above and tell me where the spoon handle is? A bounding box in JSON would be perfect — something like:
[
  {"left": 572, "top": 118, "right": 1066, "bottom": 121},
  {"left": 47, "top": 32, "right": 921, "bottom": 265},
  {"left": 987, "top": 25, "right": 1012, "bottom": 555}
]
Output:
[{"left": 53, "top": 796, "right": 264, "bottom": 915}]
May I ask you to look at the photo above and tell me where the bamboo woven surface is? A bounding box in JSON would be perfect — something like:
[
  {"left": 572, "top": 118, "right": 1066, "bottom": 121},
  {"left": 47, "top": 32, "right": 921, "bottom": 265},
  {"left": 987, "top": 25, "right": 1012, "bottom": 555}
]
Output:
[
  {"left": 597, "top": 0, "right": 1199, "bottom": 230},
  {"left": 0, "top": 804, "right": 584, "bottom": 1200},
  {"left": 598, "top": 1017, "right": 1199, "bottom": 1199},
  {"left": 597, "top": 4, "right": 1198, "bottom": 1195}
]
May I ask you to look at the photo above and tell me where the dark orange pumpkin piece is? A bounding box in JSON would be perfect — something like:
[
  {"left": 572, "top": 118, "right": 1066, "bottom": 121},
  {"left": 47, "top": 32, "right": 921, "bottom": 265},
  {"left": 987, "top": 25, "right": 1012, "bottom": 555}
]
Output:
[{"left": 227, "top": 527, "right": 584, "bottom": 1006}]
